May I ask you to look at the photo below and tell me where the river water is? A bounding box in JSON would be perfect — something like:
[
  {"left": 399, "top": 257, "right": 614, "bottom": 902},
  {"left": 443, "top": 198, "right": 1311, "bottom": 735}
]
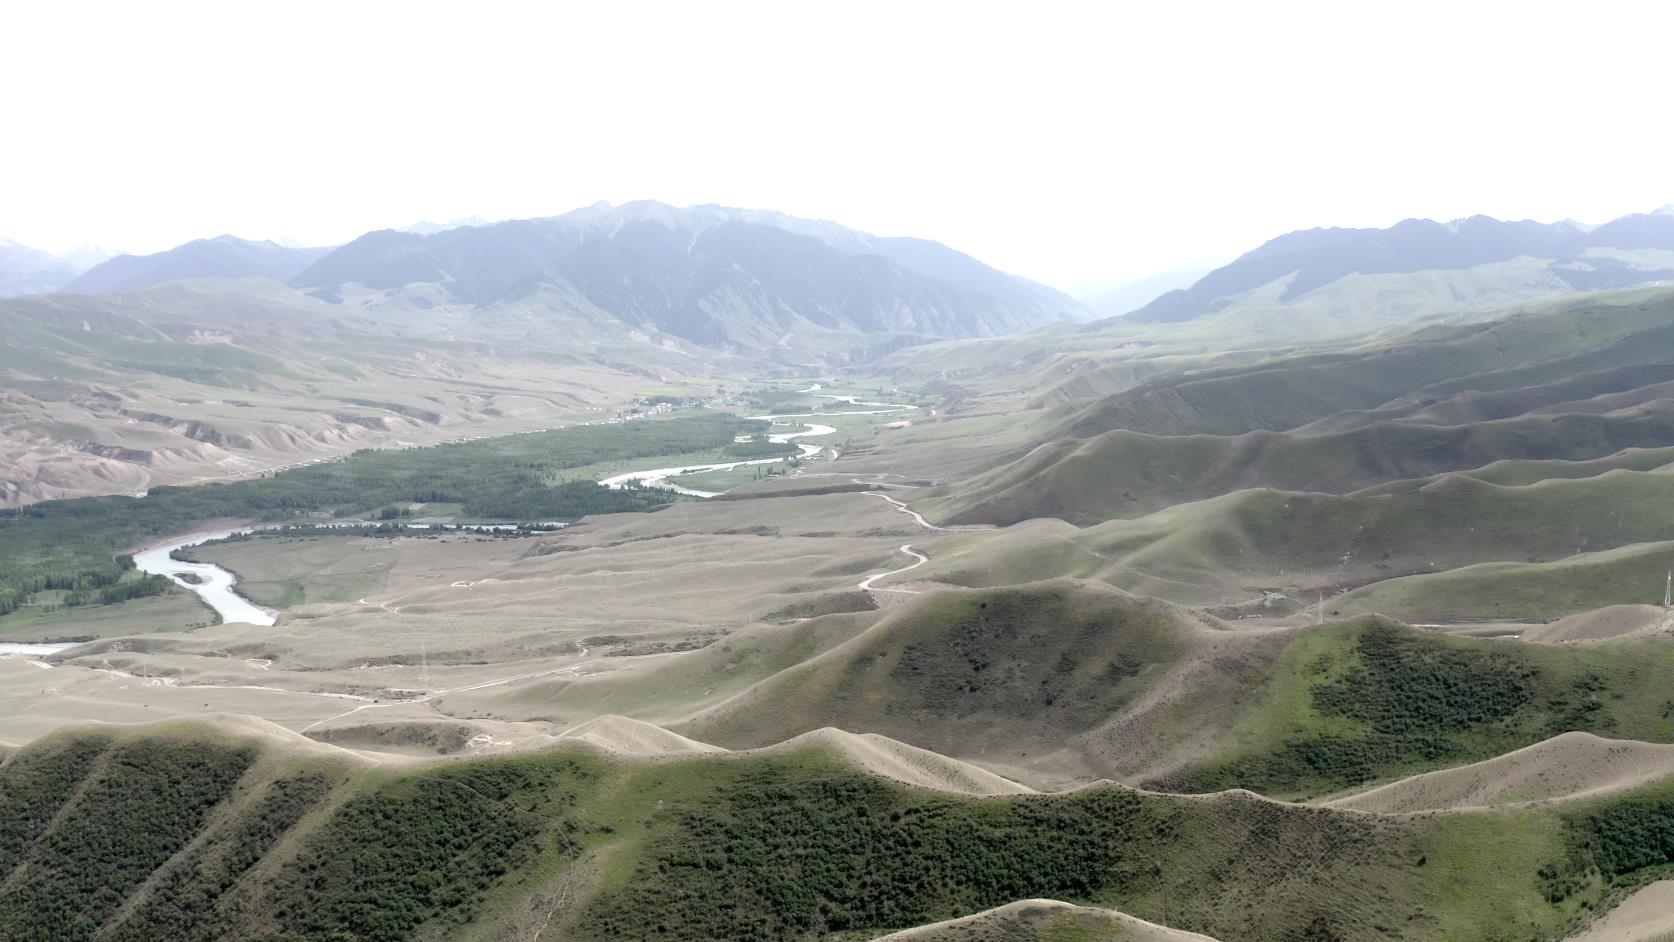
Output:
[
  {"left": 128, "top": 522, "right": 561, "bottom": 627},
  {"left": 133, "top": 531, "right": 279, "bottom": 626},
  {"left": 598, "top": 419, "right": 833, "bottom": 497},
  {"left": 30, "top": 397, "right": 914, "bottom": 633},
  {"left": 599, "top": 397, "right": 911, "bottom": 498}
]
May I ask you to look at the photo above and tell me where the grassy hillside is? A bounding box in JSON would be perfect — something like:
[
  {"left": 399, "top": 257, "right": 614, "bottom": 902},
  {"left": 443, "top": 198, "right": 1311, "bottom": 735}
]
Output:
[
  {"left": 924, "top": 406, "right": 1674, "bottom": 526},
  {"left": 674, "top": 584, "right": 1674, "bottom": 799},
  {"left": 1157, "top": 620, "right": 1674, "bottom": 798},
  {"left": 10, "top": 719, "right": 1674, "bottom": 940},
  {"left": 1062, "top": 289, "right": 1674, "bottom": 439},
  {"left": 680, "top": 583, "right": 1206, "bottom": 766},
  {"left": 906, "top": 471, "right": 1674, "bottom": 619},
  {"left": 1328, "top": 541, "right": 1674, "bottom": 622}
]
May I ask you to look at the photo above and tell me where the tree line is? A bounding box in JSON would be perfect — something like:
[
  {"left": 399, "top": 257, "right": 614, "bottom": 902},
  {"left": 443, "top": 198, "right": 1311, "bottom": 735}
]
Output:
[{"left": 0, "top": 415, "right": 783, "bottom": 617}]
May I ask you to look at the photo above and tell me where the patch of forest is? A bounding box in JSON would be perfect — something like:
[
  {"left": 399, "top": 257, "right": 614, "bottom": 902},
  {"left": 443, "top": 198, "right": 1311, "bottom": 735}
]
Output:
[
  {"left": 0, "top": 415, "right": 783, "bottom": 616},
  {"left": 1165, "top": 621, "right": 1674, "bottom": 797}
]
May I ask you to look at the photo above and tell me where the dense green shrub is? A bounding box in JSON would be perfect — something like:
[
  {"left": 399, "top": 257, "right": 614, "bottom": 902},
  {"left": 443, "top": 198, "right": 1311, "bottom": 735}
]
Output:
[
  {"left": 104, "top": 771, "right": 335, "bottom": 942},
  {"left": 0, "top": 734, "right": 112, "bottom": 875},
  {"left": 264, "top": 757, "right": 598, "bottom": 942},
  {"left": 1173, "top": 623, "right": 1542, "bottom": 795},
  {"left": 0, "top": 737, "right": 256, "bottom": 939},
  {"left": 1543, "top": 795, "right": 1674, "bottom": 901},
  {"left": 579, "top": 769, "right": 1155, "bottom": 940}
]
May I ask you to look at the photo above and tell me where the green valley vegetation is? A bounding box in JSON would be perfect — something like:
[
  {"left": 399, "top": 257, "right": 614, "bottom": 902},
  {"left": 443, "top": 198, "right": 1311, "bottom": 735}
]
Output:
[{"left": 0, "top": 415, "right": 786, "bottom": 617}]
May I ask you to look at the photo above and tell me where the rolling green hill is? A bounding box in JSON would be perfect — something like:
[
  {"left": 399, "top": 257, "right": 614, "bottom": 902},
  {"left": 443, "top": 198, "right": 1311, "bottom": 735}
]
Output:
[
  {"left": 1064, "top": 288, "right": 1674, "bottom": 439},
  {"left": 900, "top": 470, "right": 1674, "bottom": 622},
  {"left": 673, "top": 583, "right": 1674, "bottom": 798},
  {"left": 850, "top": 287, "right": 1674, "bottom": 629},
  {"left": 1152, "top": 619, "right": 1674, "bottom": 798},
  {"left": 922, "top": 406, "right": 1674, "bottom": 526},
  {"left": 7, "top": 717, "right": 1674, "bottom": 941},
  {"left": 678, "top": 582, "right": 1212, "bottom": 777}
]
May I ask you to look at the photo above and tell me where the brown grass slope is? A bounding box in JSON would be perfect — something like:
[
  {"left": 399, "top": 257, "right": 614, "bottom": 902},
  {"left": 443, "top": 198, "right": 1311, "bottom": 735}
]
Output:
[
  {"left": 874, "top": 898, "right": 1222, "bottom": 941},
  {"left": 1325, "top": 733, "right": 1674, "bottom": 814},
  {"left": 1521, "top": 606, "right": 1672, "bottom": 644},
  {"left": 550, "top": 716, "right": 1033, "bottom": 796},
  {"left": 1563, "top": 881, "right": 1674, "bottom": 942}
]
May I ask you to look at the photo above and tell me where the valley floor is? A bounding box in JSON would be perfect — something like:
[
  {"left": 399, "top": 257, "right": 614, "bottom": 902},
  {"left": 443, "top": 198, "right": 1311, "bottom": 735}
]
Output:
[{"left": 14, "top": 289, "right": 1674, "bottom": 938}]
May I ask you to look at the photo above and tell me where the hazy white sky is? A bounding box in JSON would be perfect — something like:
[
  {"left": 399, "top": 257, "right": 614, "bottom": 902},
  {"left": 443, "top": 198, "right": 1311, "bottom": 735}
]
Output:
[{"left": 3, "top": 0, "right": 1670, "bottom": 291}]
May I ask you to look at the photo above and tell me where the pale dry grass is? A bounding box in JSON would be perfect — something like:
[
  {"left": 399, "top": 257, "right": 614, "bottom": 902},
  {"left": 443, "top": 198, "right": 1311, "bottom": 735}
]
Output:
[
  {"left": 873, "top": 898, "right": 1222, "bottom": 941},
  {"left": 1326, "top": 732, "right": 1674, "bottom": 813},
  {"left": 1565, "top": 882, "right": 1674, "bottom": 942}
]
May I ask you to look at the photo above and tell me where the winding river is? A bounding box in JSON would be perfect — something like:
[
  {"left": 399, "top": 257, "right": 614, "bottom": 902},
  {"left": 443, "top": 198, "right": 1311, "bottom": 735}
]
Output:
[
  {"left": 128, "top": 522, "right": 561, "bottom": 627},
  {"left": 133, "top": 531, "right": 279, "bottom": 626},
  {"left": 598, "top": 396, "right": 912, "bottom": 498},
  {"left": 598, "top": 419, "right": 832, "bottom": 497},
  {"left": 21, "top": 396, "right": 917, "bottom": 633}
]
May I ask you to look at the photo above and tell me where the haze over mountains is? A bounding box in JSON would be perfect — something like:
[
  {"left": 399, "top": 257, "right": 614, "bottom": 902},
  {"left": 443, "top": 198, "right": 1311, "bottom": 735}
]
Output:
[
  {"left": 1125, "top": 206, "right": 1674, "bottom": 331},
  {"left": 0, "top": 201, "right": 1105, "bottom": 508},
  {"left": 0, "top": 238, "right": 91, "bottom": 297},
  {"left": 65, "top": 235, "right": 333, "bottom": 294},
  {"left": 41, "top": 201, "right": 1088, "bottom": 347}
]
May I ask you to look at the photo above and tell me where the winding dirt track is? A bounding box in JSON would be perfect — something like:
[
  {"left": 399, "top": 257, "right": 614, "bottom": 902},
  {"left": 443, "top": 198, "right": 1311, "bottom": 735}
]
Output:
[
  {"left": 864, "top": 491, "right": 957, "bottom": 531},
  {"left": 859, "top": 544, "right": 929, "bottom": 593},
  {"left": 298, "top": 651, "right": 675, "bottom": 732}
]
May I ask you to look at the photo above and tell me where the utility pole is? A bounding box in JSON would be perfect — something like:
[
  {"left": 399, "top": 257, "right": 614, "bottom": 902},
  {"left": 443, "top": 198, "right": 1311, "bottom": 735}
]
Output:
[
  {"left": 1317, "top": 591, "right": 1324, "bottom": 626},
  {"left": 1664, "top": 571, "right": 1671, "bottom": 608}
]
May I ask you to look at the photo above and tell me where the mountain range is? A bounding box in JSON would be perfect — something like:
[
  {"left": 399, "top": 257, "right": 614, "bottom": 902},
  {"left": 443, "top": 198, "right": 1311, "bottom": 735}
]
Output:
[
  {"left": 294, "top": 201, "right": 1086, "bottom": 344},
  {"left": 0, "top": 238, "right": 85, "bottom": 297},
  {"left": 1126, "top": 207, "right": 1674, "bottom": 328},
  {"left": 46, "top": 202, "right": 1088, "bottom": 349},
  {"left": 64, "top": 235, "right": 333, "bottom": 294}
]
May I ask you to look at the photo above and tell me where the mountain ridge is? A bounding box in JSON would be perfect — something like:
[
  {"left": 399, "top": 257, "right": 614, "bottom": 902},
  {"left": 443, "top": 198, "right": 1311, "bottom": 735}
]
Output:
[
  {"left": 1128, "top": 208, "right": 1674, "bottom": 325},
  {"left": 66, "top": 235, "right": 333, "bottom": 294},
  {"left": 292, "top": 200, "right": 1088, "bottom": 346},
  {"left": 0, "top": 237, "right": 83, "bottom": 297}
]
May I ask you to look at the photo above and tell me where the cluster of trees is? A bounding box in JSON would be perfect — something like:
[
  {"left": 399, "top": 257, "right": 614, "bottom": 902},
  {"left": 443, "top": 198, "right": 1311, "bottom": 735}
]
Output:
[
  {"left": 61, "top": 574, "right": 175, "bottom": 608},
  {"left": 0, "top": 735, "right": 111, "bottom": 877},
  {"left": 260, "top": 758, "right": 599, "bottom": 942},
  {"left": 579, "top": 769, "right": 1153, "bottom": 939},
  {"left": 0, "top": 415, "right": 767, "bottom": 617},
  {"left": 104, "top": 771, "right": 335, "bottom": 942},
  {"left": 722, "top": 436, "right": 797, "bottom": 459},
  {"left": 0, "top": 738, "right": 256, "bottom": 939},
  {"left": 1173, "top": 624, "right": 1558, "bottom": 796},
  {"left": 0, "top": 555, "right": 156, "bottom": 616},
  {"left": 0, "top": 734, "right": 611, "bottom": 942},
  {"left": 1545, "top": 794, "right": 1674, "bottom": 901}
]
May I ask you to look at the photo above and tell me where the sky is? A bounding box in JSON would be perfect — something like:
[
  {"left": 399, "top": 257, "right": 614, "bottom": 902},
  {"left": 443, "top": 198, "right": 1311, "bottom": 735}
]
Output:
[{"left": 3, "top": 0, "right": 1671, "bottom": 293}]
